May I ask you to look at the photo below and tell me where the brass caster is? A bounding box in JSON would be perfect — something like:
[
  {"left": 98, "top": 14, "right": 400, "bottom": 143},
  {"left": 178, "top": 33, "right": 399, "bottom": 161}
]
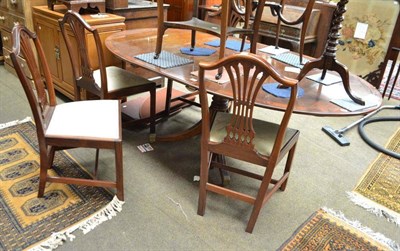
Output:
[{"left": 149, "top": 133, "right": 156, "bottom": 143}]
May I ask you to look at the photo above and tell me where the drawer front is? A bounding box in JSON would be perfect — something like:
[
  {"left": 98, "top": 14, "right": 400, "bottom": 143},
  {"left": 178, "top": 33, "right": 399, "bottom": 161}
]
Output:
[
  {"left": 3, "top": 47, "right": 12, "bottom": 66},
  {"left": 259, "top": 22, "right": 301, "bottom": 41},
  {"left": 0, "top": 0, "right": 7, "bottom": 9},
  {"left": 1, "top": 29, "right": 12, "bottom": 49},
  {"left": 7, "top": 0, "right": 24, "bottom": 15},
  {"left": 0, "top": 9, "right": 8, "bottom": 29},
  {"left": 3, "top": 47, "right": 32, "bottom": 79},
  {"left": 6, "top": 12, "right": 25, "bottom": 30}
]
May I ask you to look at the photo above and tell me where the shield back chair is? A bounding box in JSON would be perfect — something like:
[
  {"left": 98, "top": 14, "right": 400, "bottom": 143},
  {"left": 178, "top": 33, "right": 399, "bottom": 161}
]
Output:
[
  {"left": 204, "top": 0, "right": 259, "bottom": 51},
  {"left": 266, "top": 0, "right": 316, "bottom": 64},
  {"left": 10, "top": 24, "right": 125, "bottom": 200},
  {"left": 154, "top": 0, "right": 266, "bottom": 79},
  {"left": 197, "top": 52, "right": 300, "bottom": 233},
  {"left": 59, "top": 11, "right": 156, "bottom": 142},
  {"left": 381, "top": 47, "right": 400, "bottom": 100}
]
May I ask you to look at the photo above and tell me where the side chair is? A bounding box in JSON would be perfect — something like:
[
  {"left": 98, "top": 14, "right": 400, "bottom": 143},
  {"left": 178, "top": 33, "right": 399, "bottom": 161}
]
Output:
[
  {"left": 59, "top": 11, "right": 156, "bottom": 142},
  {"left": 381, "top": 47, "right": 400, "bottom": 100},
  {"left": 10, "top": 24, "right": 125, "bottom": 200},
  {"left": 154, "top": 0, "right": 266, "bottom": 79},
  {"left": 197, "top": 52, "right": 300, "bottom": 233}
]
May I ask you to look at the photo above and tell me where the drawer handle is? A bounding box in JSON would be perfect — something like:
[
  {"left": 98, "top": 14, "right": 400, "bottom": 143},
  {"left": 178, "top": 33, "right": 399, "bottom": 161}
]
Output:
[
  {"left": 3, "top": 36, "right": 9, "bottom": 41},
  {"left": 10, "top": 0, "right": 17, "bottom": 5},
  {"left": 14, "top": 21, "right": 20, "bottom": 26},
  {"left": 4, "top": 55, "right": 10, "bottom": 60},
  {"left": 0, "top": 16, "right": 5, "bottom": 21}
]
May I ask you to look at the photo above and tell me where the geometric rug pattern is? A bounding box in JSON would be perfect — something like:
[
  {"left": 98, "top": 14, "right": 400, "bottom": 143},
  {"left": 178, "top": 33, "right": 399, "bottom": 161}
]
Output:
[
  {"left": 0, "top": 120, "right": 116, "bottom": 250},
  {"left": 348, "top": 128, "right": 400, "bottom": 226},
  {"left": 278, "top": 208, "right": 396, "bottom": 250}
]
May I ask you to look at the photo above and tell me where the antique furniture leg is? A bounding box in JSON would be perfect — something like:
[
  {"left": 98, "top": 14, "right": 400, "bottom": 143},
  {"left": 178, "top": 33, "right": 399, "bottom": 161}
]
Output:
[{"left": 297, "top": 0, "right": 365, "bottom": 105}]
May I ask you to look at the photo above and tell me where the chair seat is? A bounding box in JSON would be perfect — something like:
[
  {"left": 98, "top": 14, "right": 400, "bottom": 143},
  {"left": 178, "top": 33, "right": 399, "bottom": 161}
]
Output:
[
  {"left": 46, "top": 100, "right": 121, "bottom": 141},
  {"left": 210, "top": 112, "right": 298, "bottom": 156},
  {"left": 93, "top": 66, "right": 155, "bottom": 94},
  {"left": 165, "top": 17, "right": 253, "bottom": 36}
]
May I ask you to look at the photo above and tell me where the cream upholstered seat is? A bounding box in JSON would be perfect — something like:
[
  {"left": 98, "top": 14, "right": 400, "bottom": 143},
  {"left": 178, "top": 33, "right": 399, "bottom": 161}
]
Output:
[{"left": 46, "top": 100, "right": 120, "bottom": 140}]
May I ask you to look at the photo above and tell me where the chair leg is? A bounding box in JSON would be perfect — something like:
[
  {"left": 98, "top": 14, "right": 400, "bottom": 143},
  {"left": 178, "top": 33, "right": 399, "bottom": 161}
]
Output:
[
  {"left": 38, "top": 150, "right": 52, "bottom": 197},
  {"left": 280, "top": 143, "right": 297, "bottom": 191},
  {"left": 197, "top": 151, "right": 212, "bottom": 216},
  {"left": 94, "top": 148, "right": 100, "bottom": 178},
  {"left": 149, "top": 87, "right": 156, "bottom": 143},
  {"left": 115, "top": 142, "right": 124, "bottom": 201},
  {"left": 164, "top": 79, "right": 174, "bottom": 116},
  {"left": 382, "top": 63, "right": 395, "bottom": 98},
  {"left": 154, "top": 27, "right": 167, "bottom": 59},
  {"left": 190, "top": 30, "right": 196, "bottom": 51},
  {"left": 387, "top": 64, "right": 399, "bottom": 100},
  {"left": 246, "top": 168, "right": 274, "bottom": 233}
]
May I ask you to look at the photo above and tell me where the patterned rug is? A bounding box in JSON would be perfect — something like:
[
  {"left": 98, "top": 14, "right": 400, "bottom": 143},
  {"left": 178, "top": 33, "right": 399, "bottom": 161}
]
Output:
[
  {"left": 0, "top": 119, "right": 124, "bottom": 250},
  {"left": 348, "top": 128, "right": 400, "bottom": 226},
  {"left": 278, "top": 208, "right": 398, "bottom": 250}
]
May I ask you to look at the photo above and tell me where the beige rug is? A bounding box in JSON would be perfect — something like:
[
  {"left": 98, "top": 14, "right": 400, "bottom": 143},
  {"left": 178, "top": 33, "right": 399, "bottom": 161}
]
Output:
[{"left": 348, "top": 128, "right": 400, "bottom": 226}]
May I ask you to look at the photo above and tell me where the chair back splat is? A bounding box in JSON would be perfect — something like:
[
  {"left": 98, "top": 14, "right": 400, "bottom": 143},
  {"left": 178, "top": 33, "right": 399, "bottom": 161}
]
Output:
[
  {"left": 197, "top": 52, "right": 300, "bottom": 233},
  {"left": 59, "top": 11, "right": 156, "bottom": 141},
  {"left": 10, "top": 24, "right": 125, "bottom": 200}
]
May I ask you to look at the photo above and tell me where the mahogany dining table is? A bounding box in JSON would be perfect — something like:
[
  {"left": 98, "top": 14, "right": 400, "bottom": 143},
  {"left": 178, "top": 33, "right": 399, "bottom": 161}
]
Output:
[{"left": 105, "top": 28, "right": 382, "bottom": 140}]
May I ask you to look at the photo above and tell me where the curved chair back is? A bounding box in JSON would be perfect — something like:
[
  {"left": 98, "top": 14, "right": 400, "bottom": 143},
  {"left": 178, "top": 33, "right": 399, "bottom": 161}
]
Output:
[
  {"left": 59, "top": 11, "right": 107, "bottom": 99},
  {"left": 198, "top": 52, "right": 298, "bottom": 162},
  {"left": 10, "top": 24, "right": 57, "bottom": 152}
]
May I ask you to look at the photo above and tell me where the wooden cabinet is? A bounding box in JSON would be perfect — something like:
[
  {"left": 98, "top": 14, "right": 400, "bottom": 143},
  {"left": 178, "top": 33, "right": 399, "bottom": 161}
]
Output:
[
  {"left": 163, "top": 0, "right": 193, "bottom": 21},
  {"left": 0, "top": 0, "right": 47, "bottom": 72},
  {"left": 32, "top": 5, "right": 126, "bottom": 100}
]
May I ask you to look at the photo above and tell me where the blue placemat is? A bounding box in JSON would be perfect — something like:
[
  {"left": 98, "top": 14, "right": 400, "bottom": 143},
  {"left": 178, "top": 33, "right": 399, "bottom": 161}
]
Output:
[
  {"left": 272, "top": 53, "right": 309, "bottom": 68},
  {"left": 180, "top": 47, "right": 216, "bottom": 56},
  {"left": 205, "top": 39, "right": 250, "bottom": 52},
  {"left": 262, "top": 83, "right": 304, "bottom": 98},
  {"left": 135, "top": 51, "right": 193, "bottom": 69}
]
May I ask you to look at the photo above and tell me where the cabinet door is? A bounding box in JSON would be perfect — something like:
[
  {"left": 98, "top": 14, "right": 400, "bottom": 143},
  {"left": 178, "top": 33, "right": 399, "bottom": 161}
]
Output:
[
  {"left": 59, "top": 29, "right": 76, "bottom": 96},
  {"left": 35, "top": 19, "right": 61, "bottom": 83}
]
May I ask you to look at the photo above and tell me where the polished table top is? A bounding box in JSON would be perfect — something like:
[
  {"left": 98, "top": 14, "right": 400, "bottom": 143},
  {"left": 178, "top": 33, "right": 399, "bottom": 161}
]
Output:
[{"left": 105, "top": 28, "right": 382, "bottom": 116}]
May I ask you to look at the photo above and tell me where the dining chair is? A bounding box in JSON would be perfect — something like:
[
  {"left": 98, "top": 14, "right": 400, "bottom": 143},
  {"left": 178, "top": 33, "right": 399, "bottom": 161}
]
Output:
[
  {"left": 154, "top": 0, "right": 266, "bottom": 79},
  {"left": 59, "top": 11, "right": 156, "bottom": 142},
  {"left": 197, "top": 52, "right": 300, "bottom": 233},
  {"left": 266, "top": 0, "right": 316, "bottom": 64},
  {"left": 381, "top": 47, "right": 400, "bottom": 100},
  {"left": 10, "top": 24, "right": 125, "bottom": 200}
]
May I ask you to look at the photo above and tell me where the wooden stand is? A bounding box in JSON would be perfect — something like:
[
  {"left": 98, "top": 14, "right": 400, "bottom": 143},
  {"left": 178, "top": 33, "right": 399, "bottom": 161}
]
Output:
[{"left": 297, "top": 0, "right": 365, "bottom": 105}]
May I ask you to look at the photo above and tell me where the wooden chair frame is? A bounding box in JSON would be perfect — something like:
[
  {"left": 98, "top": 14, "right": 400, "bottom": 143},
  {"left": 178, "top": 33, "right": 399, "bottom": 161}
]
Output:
[
  {"left": 197, "top": 52, "right": 300, "bottom": 233},
  {"left": 59, "top": 11, "right": 156, "bottom": 141},
  {"left": 154, "top": 0, "right": 266, "bottom": 79},
  {"left": 10, "top": 24, "right": 124, "bottom": 200}
]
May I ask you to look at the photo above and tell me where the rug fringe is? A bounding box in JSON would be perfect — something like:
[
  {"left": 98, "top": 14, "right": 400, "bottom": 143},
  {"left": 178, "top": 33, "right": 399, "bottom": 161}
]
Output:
[
  {"left": 347, "top": 191, "right": 400, "bottom": 227},
  {"left": 0, "top": 117, "right": 32, "bottom": 129},
  {"left": 322, "top": 207, "right": 400, "bottom": 251},
  {"left": 28, "top": 196, "right": 124, "bottom": 251}
]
